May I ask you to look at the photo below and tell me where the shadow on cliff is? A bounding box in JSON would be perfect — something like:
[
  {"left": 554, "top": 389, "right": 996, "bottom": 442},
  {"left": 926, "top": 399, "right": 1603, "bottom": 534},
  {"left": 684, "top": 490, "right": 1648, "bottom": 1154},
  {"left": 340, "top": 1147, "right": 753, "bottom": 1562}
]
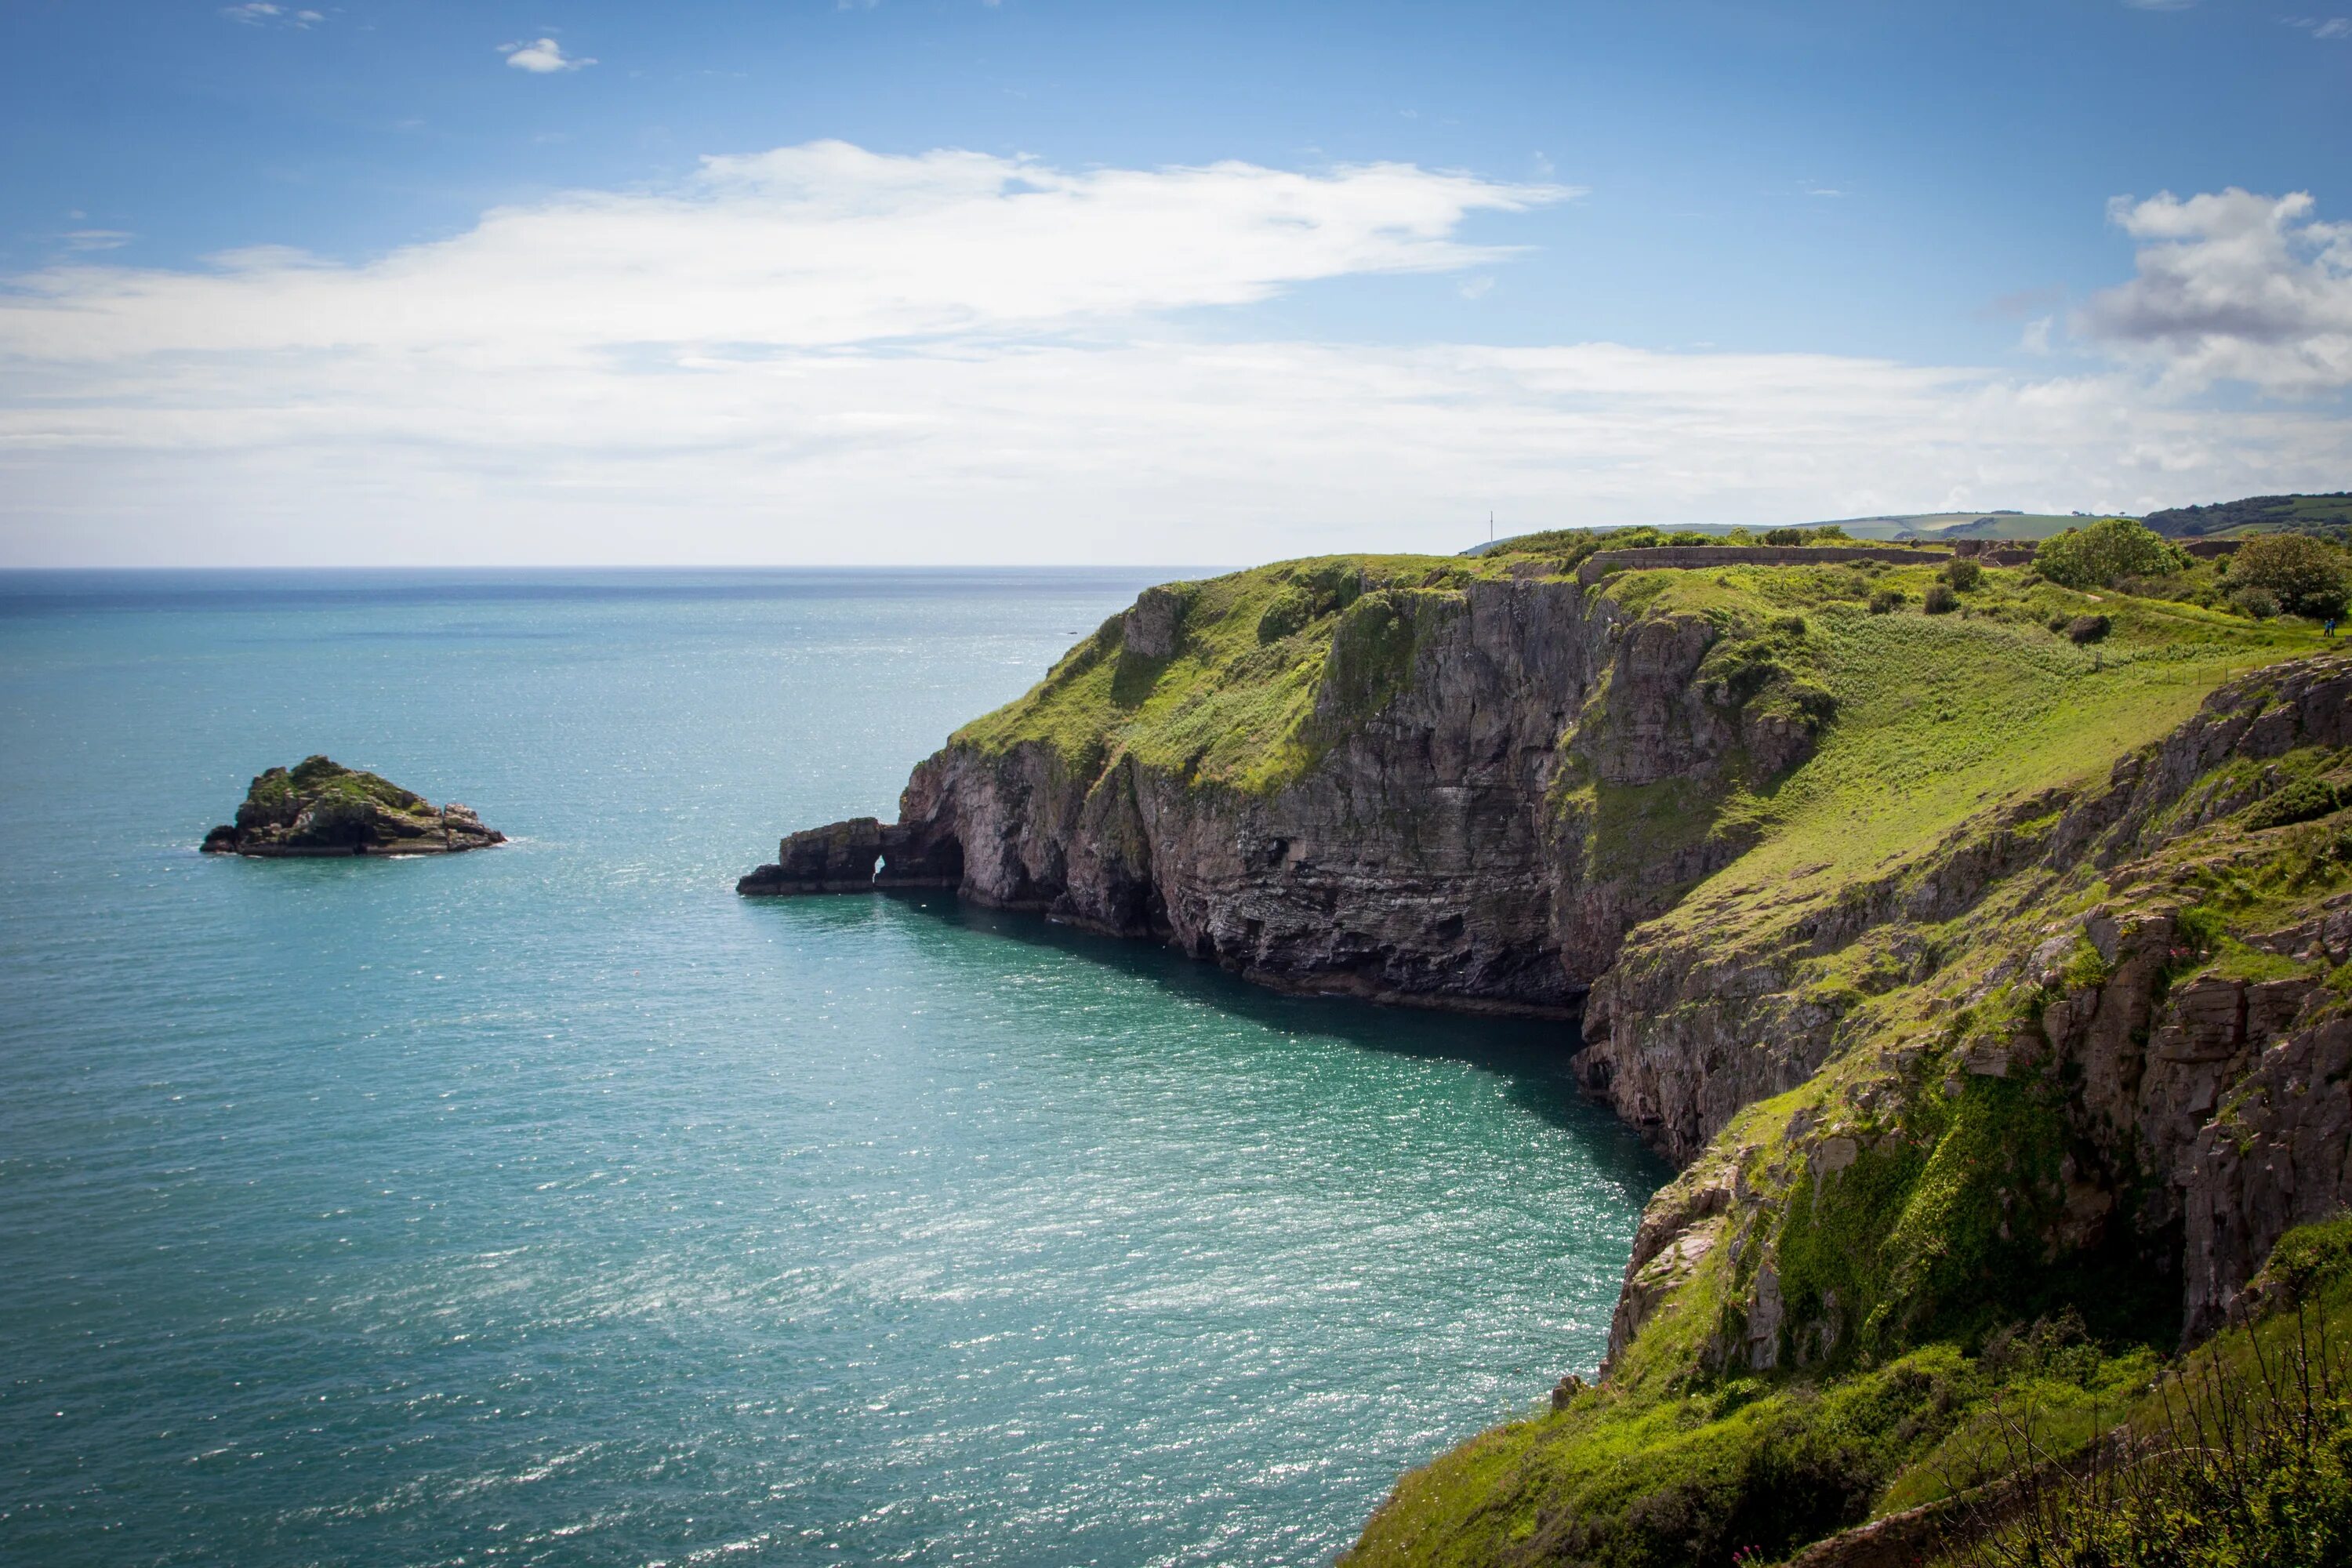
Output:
[{"left": 764, "top": 887, "right": 1666, "bottom": 1180}]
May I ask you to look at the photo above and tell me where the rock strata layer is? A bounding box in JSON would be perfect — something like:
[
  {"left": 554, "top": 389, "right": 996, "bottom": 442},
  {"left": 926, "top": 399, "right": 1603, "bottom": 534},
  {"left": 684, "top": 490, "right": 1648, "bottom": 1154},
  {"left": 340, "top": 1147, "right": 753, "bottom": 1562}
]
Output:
[
  {"left": 201, "top": 755, "right": 503, "bottom": 856},
  {"left": 742, "top": 575, "right": 1824, "bottom": 1017}
]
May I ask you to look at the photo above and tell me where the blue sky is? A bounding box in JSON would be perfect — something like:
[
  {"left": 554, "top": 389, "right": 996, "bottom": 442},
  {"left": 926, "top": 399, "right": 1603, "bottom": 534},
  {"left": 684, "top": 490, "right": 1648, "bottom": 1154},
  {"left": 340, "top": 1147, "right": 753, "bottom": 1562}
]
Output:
[{"left": 1, "top": 1, "right": 2347, "bottom": 564}]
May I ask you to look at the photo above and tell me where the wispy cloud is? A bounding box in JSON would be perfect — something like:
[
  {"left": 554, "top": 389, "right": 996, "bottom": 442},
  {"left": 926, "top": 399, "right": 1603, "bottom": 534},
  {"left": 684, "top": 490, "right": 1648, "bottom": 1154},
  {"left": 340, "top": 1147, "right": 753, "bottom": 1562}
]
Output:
[
  {"left": 500, "top": 38, "right": 594, "bottom": 73},
  {"left": 2284, "top": 15, "right": 2352, "bottom": 38},
  {"left": 0, "top": 145, "right": 2343, "bottom": 566},
  {"left": 221, "top": 3, "right": 321, "bottom": 26},
  {"left": 2078, "top": 187, "right": 2352, "bottom": 393},
  {"left": 60, "top": 230, "right": 132, "bottom": 253}
]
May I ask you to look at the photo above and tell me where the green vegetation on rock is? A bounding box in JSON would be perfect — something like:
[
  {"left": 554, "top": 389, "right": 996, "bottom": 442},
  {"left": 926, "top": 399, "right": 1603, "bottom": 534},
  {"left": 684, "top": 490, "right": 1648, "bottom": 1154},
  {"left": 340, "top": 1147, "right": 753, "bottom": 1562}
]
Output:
[{"left": 203, "top": 755, "right": 500, "bottom": 856}]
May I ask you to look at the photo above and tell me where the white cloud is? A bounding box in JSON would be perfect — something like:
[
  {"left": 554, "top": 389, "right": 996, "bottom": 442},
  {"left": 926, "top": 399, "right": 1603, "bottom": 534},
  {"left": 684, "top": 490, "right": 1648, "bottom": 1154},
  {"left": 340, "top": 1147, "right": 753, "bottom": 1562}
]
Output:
[
  {"left": 0, "top": 143, "right": 1566, "bottom": 361},
  {"left": 2077, "top": 188, "right": 2352, "bottom": 393},
  {"left": 221, "top": 3, "right": 321, "bottom": 27},
  {"left": 60, "top": 230, "right": 132, "bottom": 253},
  {"left": 501, "top": 38, "right": 593, "bottom": 73},
  {"left": 0, "top": 147, "right": 2345, "bottom": 567},
  {"left": 2284, "top": 16, "right": 2352, "bottom": 38}
]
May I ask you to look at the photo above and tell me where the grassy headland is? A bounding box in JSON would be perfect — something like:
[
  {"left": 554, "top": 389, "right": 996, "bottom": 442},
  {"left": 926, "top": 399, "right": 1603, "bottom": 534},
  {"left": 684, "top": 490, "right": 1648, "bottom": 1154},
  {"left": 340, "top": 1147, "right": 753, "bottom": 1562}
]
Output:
[{"left": 932, "top": 524, "right": 2350, "bottom": 1565}]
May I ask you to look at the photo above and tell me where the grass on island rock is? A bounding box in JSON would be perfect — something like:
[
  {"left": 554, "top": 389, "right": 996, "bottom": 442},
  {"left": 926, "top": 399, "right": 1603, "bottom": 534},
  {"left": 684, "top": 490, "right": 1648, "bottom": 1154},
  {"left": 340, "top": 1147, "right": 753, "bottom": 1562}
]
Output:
[{"left": 247, "top": 754, "right": 439, "bottom": 822}]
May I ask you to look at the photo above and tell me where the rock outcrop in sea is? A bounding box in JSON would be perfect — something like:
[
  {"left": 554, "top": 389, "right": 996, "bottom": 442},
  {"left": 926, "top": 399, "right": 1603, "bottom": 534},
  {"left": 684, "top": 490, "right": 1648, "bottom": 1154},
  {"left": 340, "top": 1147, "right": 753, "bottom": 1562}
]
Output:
[
  {"left": 739, "top": 534, "right": 2352, "bottom": 1566},
  {"left": 201, "top": 755, "right": 504, "bottom": 856}
]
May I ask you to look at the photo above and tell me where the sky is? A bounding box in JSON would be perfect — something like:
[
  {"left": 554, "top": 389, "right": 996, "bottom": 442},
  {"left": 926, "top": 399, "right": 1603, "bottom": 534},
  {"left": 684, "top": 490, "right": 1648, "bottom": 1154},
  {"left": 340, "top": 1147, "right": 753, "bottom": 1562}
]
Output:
[{"left": 0, "top": 1, "right": 2347, "bottom": 566}]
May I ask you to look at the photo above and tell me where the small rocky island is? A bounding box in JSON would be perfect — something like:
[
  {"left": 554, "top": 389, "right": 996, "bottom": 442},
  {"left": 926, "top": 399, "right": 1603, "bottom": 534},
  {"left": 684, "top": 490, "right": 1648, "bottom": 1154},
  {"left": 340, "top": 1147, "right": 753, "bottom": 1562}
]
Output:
[{"left": 201, "top": 756, "right": 504, "bottom": 857}]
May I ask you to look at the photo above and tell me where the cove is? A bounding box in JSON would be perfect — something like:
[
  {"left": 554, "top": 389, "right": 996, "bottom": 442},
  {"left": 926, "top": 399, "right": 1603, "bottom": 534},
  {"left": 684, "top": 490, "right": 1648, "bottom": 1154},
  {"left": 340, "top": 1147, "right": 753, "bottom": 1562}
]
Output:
[{"left": 0, "top": 569, "right": 1662, "bottom": 1566}]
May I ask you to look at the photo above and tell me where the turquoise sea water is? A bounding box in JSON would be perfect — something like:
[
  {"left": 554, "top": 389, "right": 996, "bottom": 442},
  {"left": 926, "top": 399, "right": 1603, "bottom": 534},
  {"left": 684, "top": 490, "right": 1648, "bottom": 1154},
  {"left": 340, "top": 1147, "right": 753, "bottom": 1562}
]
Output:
[{"left": 0, "top": 570, "right": 1661, "bottom": 1567}]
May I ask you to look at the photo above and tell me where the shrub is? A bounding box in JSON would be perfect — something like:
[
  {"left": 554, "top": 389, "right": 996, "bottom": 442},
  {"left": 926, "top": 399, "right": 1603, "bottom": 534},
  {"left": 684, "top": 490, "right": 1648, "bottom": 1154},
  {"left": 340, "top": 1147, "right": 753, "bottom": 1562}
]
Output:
[
  {"left": 2234, "top": 532, "right": 2352, "bottom": 619},
  {"left": 2033, "top": 518, "right": 2189, "bottom": 590},
  {"left": 2245, "top": 777, "right": 2350, "bottom": 832},
  {"left": 1256, "top": 586, "right": 1313, "bottom": 643},
  {"left": 1763, "top": 527, "right": 1806, "bottom": 546},
  {"left": 1925, "top": 584, "right": 1959, "bottom": 615},
  {"left": 2228, "top": 584, "right": 2281, "bottom": 620},
  {"left": 1870, "top": 589, "right": 1907, "bottom": 615},
  {"left": 2066, "top": 615, "right": 2111, "bottom": 645},
  {"left": 1937, "top": 1302, "right": 2352, "bottom": 1568},
  {"left": 1254, "top": 564, "right": 1363, "bottom": 644},
  {"left": 1944, "top": 558, "right": 1984, "bottom": 591},
  {"left": 2174, "top": 904, "right": 2226, "bottom": 954}
]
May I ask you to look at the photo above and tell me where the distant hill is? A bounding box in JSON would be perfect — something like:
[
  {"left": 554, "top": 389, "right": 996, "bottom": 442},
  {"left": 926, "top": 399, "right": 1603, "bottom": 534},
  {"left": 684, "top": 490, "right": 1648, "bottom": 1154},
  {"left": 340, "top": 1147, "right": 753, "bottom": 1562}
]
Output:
[
  {"left": 1823, "top": 510, "right": 2089, "bottom": 541},
  {"left": 2142, "top": 492, "right": 2352, "bottom": 539},
  {"left": 1472, "top": 510, "right": 2091, "bottom": 555}
]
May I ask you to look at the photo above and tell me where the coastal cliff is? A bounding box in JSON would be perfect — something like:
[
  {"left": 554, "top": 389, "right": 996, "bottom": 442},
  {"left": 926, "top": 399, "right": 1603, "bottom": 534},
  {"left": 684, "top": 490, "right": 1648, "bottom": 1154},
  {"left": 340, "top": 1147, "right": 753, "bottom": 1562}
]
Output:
[{"left": 743, "top": 535, "right": 2352, "bottom": 1564}]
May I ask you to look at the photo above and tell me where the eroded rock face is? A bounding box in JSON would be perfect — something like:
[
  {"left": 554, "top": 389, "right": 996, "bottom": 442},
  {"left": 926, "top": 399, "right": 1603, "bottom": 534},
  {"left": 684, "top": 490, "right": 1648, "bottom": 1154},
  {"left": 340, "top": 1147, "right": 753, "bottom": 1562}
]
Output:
[
  {"left": 747, "top": 578, "right": 1812, "bottom": 1015},
  {"left": 201, "top": 756, "right": 504, "bottom": 857},
  {"left": 1591, "top": 657, "right": 2352, "bottom": 1370},
  {"left": 745, "top": 571, "right": 2352, "bottom": 1378}
]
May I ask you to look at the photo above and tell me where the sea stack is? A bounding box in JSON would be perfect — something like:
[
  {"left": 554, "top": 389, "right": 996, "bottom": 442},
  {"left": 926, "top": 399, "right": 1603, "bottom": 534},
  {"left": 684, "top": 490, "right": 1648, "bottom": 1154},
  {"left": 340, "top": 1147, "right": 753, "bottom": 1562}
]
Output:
[{"left": 201, "top": 755, "right": 505, "bottom": 857}]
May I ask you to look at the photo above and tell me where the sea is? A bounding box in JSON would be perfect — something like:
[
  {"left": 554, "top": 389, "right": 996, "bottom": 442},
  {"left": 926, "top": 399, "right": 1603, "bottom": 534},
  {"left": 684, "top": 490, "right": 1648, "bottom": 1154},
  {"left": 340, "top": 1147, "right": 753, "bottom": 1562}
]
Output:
[{"left": 0, "top": 569, "right": 1661, "bottom": 1567}]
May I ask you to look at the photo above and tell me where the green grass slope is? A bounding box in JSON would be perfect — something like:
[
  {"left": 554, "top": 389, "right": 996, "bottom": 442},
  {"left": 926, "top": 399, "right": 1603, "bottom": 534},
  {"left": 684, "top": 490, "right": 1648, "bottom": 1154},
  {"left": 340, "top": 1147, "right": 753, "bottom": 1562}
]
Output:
[{"left": 943, "top": 533, "right": 2339, "bottom": 1566}]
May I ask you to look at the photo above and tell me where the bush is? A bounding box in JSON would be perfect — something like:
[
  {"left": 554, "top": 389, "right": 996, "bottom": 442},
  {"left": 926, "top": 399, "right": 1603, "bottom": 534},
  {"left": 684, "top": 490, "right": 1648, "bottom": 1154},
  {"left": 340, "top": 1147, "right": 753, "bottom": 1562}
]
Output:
[
  {"left": 2234, "top": 532, "right": 2352, "bottom": 619},
  {"left": 2067, "top": 615, "right": 2111, "bottom": 645},
  {"left": 1925, "top": 584, "right": 1959, "bottom": 615},
  {"left": 2245, "top": 778, "right": 2350, "bottom": 832},
  {"left": 1255, "top": 564, "right": 1364, "bottom": 644},
  {"left": 1870, "top": 589, "right": 1907, "bottom": 615},
  {"left": 1939, "top": 1304, "right": 2352, "bottom": 1568},
  {"left": 1256, "top": 586, "right": 1313, "bottom": 643},
  {"left": 1944, "top": 559, "right": 1984, "bottom": 592},
  {"left": 2229, "top": 584, "right": 2281, "bottom": 620},
  {"left": 2033, "top": 518, "right": 2190, "bottom": 590}
]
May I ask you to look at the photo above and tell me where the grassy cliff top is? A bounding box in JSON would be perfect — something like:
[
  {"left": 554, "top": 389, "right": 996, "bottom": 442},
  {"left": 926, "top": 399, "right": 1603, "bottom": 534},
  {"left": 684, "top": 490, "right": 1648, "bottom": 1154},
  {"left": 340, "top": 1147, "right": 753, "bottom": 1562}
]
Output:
[
  {"left": 950, "top": 541, "right": 2318, "bottom": 860},
  {"left": 951, "top": 552, "right": 1505, "bottom": 794},
  {"left": 1617, "top": 559, "right": 2318, "bottom": 948}
]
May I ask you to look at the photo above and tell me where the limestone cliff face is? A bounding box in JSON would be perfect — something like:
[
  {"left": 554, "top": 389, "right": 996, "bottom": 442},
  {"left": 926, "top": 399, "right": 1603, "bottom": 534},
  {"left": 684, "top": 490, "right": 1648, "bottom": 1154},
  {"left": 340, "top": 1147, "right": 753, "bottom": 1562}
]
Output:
[
  {"left": 1592, "top": 657, "right": 2352, "bottom": 1378},
  {"left": 746, "top": 564, "right": 2352, "bottom": 1388},
  {"left": 746, "top": 575, "right": 1806, "bottom": 1015}
]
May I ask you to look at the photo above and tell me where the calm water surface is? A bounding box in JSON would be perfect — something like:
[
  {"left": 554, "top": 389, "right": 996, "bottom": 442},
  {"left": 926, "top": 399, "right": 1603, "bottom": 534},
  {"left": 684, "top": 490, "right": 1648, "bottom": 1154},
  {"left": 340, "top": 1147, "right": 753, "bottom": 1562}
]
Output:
[{"left": 0, "top": 570, "right": 1661, "bottom": 1566}]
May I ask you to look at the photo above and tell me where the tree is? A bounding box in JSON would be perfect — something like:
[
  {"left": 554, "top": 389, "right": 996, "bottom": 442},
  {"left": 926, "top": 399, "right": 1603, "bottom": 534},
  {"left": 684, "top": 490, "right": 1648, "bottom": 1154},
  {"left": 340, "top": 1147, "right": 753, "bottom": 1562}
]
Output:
[
  {"left": 2031, "top": 518, "right": 2188, "bottom": 589},
  {"left": 2231, "top": 532, "right": 2351, "bottom": 619}
]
